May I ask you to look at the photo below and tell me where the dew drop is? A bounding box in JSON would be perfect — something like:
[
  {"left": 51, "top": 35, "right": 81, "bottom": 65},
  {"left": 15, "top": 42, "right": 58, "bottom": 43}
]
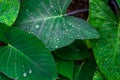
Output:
[
  {"left": 26, "top": 9, "right": 29, "bottom": 12},
  {"left": 29, "top": 70, "right": 32, "bottom": 74},
  {"left": 55, "top": 46, "right": 58, "bottom": 48},
  {"left": 56, "top": 38, "right": 59, "bottom": 41},
  {"left": 35, "top": 25, "right": 40, "bottom": 29},
  {"left": 28, "top": 32, "right": 31, "bottom": 34},
  {"left": 69, "top": 23, "right": 72, "bottom": 26},
  {"left": 66, "top": 29, "right": 69, "bottom": 32},
  {"left": 50, "top": 5, "right": 53, "bottom": 8},
  {"left": 23, "top": 73, "right": 27, "bottom": 77}
]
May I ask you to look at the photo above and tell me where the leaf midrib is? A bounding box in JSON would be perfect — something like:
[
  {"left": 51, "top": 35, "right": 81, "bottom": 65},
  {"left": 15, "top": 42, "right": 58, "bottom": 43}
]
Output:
[
  {"left": 8, "top": 44, "right": 38, "bottom": 66},
  {"left": 7, "top": 44, "right": 50, "bottom": 75},
  {"left": 22, "top": 15, "right": 63, "bottom": 23}
]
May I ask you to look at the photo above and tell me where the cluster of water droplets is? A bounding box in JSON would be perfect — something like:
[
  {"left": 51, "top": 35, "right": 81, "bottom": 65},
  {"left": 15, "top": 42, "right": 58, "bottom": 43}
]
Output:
[{"left": 23, "top": 69, "right": 32, "bottom": 77}]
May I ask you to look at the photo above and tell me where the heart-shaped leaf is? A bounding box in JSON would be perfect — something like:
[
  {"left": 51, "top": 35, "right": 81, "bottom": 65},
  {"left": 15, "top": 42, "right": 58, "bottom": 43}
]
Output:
[
  {"left": 0, "top": 24, "right": 57, "bottom": 80},
  {"left": 89, "top": 0, "right": 120, "bottom": 80},
  {"left": 0, "top": 0, "right": 20, "bottom": 26},
  {"left": 14, "top": 0, "right": 99, "bottom": 51}
]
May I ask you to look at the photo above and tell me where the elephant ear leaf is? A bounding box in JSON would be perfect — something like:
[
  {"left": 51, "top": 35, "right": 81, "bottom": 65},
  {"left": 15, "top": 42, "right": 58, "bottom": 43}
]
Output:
[
  {"left": 0, "top": 24, "right": 57, "bottom": 80},
  {"left": 89, "top": 0, "right": 120, "bottom": 80},
  {"left": 0, "top": 0, "right": 20, "bottom": 26},
  {"left": 14, "top": 0, "right": 99, "bottom": 51}
]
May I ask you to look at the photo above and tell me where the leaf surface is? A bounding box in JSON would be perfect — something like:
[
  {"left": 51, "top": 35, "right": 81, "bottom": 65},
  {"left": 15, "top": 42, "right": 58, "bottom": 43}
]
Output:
[
  {"left": 0, "top": 25, "right": 57, "bottom": 80},
  {"left": 56, "top": 59, "right": 74, "bottom": 80},
  {"left": 89, "top": 0, "right": 120, "bottom": 80},
  {"left": 73, "top": 58, "right": 97, "bottom": 80},
  {"left": 93, "top": 70, "right": 106, "bottom": 80},
  {"left": 14, "top": 0, "right": 99, "bottom": 51},
  {"left": 0, "top": 0, "right": 20, "bottom": 26},
  {"left": 54, "top": 40, "right": 89, "bottom": 60}
]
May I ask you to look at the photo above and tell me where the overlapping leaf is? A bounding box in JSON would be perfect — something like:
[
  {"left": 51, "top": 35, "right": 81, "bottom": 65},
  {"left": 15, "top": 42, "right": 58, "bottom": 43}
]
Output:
[
  {"left": 89, "top": 0, "right": 120, "bottom": 80},
  {"left": 14, "top": 0, "right": 99, "bottom": 51},
  {"left": 56, "top": 59, "right": 74, "bottom": 80},
  {"left": 73, "top": 58, "right": 97, "bottom": 80},
  {"left": 0, "top": 24, "right": 57, "bottom": 80},
  {"left": 54, "top": 40, "right": 89, "bottom": 60},
  {"left": 0, "top": 0, "right": 20, "bottom": 26}
]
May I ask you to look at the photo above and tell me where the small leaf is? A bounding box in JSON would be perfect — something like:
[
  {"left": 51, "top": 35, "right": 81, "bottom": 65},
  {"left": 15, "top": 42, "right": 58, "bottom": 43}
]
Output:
[
  {"left": 89, "top": 0, "right": 120, "bottom": 80},
  {"left": 0, "top": 0, "right": 20, "bottom": 26},
  {"left": 0, "top": 25, "right": 57, "bottom": 80},
  {"left": 93, "top": 70, "right": 106, "bottom": 80},
  {"left": 14, "top": 0, "right": 99, "bottom": 51},
  {"left": 73, "top": 58, "right": 97, "bottom": 80},
  {"left": 56, "top": 59, "right": 74, "bottom": 80},
  {"left": 54, "top": 40, "right": 89, "bottom": 60}
]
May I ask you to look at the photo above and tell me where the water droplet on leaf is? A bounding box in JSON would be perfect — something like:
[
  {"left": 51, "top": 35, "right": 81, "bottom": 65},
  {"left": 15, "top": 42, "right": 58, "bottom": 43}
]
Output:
[
  {"left": 23, "top": 73, "right": 27, "bottom": 77},
  {"left": 35, "top": 25, "right": 40, "bottom": 29},
  {"left": 29, "top": 70, "right": 32, "bottom": 74}
]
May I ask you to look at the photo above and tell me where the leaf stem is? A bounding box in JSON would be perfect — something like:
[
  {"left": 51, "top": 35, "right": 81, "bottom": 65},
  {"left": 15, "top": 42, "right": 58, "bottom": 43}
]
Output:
[{"left": 63, "top": 9, "right": 88, "bottom": 16}]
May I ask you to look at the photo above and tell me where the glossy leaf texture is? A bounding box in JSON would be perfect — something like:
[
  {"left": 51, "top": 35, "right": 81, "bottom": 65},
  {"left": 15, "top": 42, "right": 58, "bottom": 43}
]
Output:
[
  {"left": 0, "top": 0, "right": 20, "bottom": 26},
  {"left": 73, "top": 58, "right": 97, "bottom": 80},
  {"left": 56, "top": 59, "right": 74, "bottom": 80},
  {"left": 14, "top": 0, "right": 99, "bottom": 51},
  {"left": 0, "top": 72, "right": 12, "bottom": 80},
  {"left": 93, "top": 70, "right": 106, "bottom": 80},
  {"left": 0, "top": 24, "right": 57, "bottom": 80},
  {"left": 89, "top": 0, "right": 120, "bottom": 80},
  {"left": 54, "top": 40, "right": 89, "bottom": 60}
]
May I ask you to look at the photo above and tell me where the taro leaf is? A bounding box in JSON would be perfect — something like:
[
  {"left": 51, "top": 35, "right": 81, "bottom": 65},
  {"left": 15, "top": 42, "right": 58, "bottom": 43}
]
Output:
[
  {"left": 0, "top": 0, "right": 20, "bottom": 26},
  {"left": 54, "top": 40, "right": 89, "bottom": 60},
  {"left": 56, "top": 59, "right": 74, "bottom": 80},
  {"left": 0, "top": 72, "right": 12, "bottom": 80},
  {"left": 89, "top": 0, "right": 120, "bottom": 80},
  {"left": 14, "top": 0, "right": 99, "bottom": 51},
  {"left": 93, "top": 70, "right": 106, "bottom": 80},
  {"left": 73, "top": 57, "right": 97, "bottom": 80},
  {"left": 0, "top": 24, "right": 57, "bottom": 80}
]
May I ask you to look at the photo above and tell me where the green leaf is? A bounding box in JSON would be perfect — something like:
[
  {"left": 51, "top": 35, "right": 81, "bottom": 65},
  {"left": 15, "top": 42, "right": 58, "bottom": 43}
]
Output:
[
  {"left": 14, "top": 0, "right": 99, "bottom": 51},
  {"left": 73, "top": 58, "right": 97, "bottom": 80},
  {"left": 0, "top": 72, "right": 12, "bottom": 80},
  {"left": 56, "top": 59, "right": 74, "bottom": 80},
  {"left": 89, "top": 0, "right": 120, "bottom": 80},
  {"left": 0, "top": 25, "right": 57, "bottom": 80},
  {"left": 93, "top": 70, "right": 106, "bottom": 80},
  {"left": 0, "top": 0, "right": 20, "bottom": 26},
  {"left": 54, "top": 40, "right": 89, "bottom": 60},
  {"left": 116, "top": 0, "right": 120, "bottom": 8}
]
